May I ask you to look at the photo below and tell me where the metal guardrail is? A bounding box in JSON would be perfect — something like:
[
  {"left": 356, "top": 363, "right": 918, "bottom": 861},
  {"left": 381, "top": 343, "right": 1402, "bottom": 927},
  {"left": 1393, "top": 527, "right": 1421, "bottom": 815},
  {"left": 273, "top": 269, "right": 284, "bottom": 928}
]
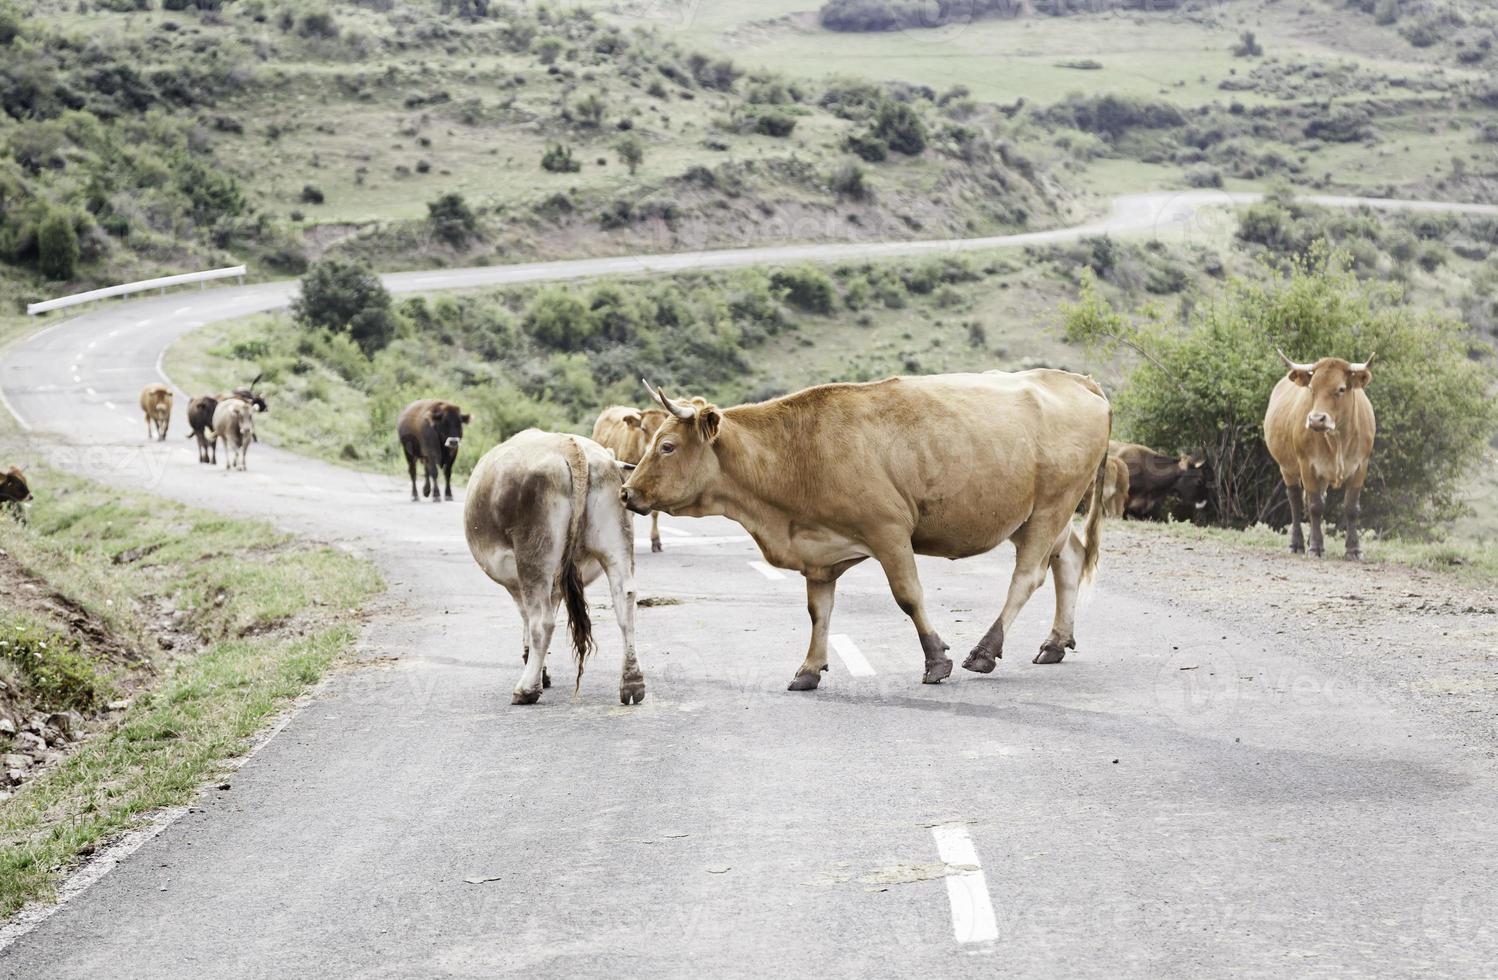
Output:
[{"left": 26, "top": 265, "right": 247, "bottom": 316}]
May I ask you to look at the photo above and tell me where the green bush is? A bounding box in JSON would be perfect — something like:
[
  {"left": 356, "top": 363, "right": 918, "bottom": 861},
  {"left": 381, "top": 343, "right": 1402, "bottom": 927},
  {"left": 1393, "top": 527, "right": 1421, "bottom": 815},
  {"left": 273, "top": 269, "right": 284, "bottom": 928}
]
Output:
[
  {"left": 524, "top": 288, "right": 596, "bottom": 350},
  {"left": 1063, "top": 250, "right": 1498, "bottom": 537},
  {"left": 829, "top": 162, "right": 868, "bottom": 200},
  {"left": 427, "top": 192, "right": 478, "bottom": 247},
  {"left": 844, "top": 132, "right": 888, "bottom": 162},
  {"left": 37, "top": 210, "right": 79, "bottom": 280},
  {"left": 770, "top": 265, "right": 836, "bottom": 313},
  {"left": 874, "top": 101, "right": 926, "bottom": 155},
  {"left": 541, "top": 143, "right": 580, "bottom": 173},
  {"left": 753, "top": 111, "right": 796, "bottom": 138},
  {"left": 292, "top": 258, "right": 396, "bottom": 354}
]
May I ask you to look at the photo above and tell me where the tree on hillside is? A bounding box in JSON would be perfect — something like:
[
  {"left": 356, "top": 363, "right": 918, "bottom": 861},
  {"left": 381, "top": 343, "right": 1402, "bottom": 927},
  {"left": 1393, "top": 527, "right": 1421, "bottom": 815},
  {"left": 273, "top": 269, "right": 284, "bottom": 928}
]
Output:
[
  {"left": 292, "top": 258, "right": 395, "bottom": 353},
  {"left": 427, "top": 193, "right": 478, "bottom": 247},
  {"left": 616, "top": 134, "right": 644, "bottom": 175},
  {"left": 874, "top": 101, "right": 926, "bottom": 155},
  {"left": 37, "top": 210, "right": 78, "bottom": 281}
]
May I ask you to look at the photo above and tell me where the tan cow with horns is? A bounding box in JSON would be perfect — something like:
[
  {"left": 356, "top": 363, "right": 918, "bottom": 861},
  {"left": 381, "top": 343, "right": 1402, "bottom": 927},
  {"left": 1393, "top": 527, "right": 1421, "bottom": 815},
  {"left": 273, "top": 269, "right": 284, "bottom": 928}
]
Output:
[
  {"left": 1264, "top": 349, "right": 1377, "bottom": 560},
  {"left": 591, "top": 405, "right": 669, "bottom": 552},
  {"left": 621, "top": 371, "right": 1112, "bottom": 690}
]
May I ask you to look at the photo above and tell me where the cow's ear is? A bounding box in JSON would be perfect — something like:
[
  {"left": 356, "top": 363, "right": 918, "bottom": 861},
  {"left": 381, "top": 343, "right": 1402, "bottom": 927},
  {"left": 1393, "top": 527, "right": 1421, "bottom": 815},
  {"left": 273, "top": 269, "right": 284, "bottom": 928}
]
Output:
[
  {"left": 622, "top": 410, "right": 644, "bottom": 430},
  {"left": 696, "top": 404, "right": 721, "bottom": 443},
  {"left": 1287, "top": 367, "right": 1313, "bottom": 387},
  {"left": 1348, "top": 368, "right": 1371, "bottom": 390},
  {"left": 461, "top": 413, "right": 472, "bottom": 424}
]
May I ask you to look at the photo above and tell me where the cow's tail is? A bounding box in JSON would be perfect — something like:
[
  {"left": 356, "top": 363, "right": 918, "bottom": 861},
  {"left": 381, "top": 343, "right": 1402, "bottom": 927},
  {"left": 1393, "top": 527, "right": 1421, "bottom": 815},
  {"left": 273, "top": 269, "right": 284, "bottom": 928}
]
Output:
[
  {"left": 1080, "top": 385, "right": 1111, "bottom": 584},
  {"left": 560, "top": 437, "right": 596, "bottom": 693}
]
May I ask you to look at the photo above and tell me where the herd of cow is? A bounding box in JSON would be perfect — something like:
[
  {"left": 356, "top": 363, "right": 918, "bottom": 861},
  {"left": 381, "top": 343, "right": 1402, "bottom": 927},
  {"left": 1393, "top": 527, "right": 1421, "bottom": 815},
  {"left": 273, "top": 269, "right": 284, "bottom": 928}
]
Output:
[{"left": 1, "top": 349, "right": 1375, "bottom": 707}]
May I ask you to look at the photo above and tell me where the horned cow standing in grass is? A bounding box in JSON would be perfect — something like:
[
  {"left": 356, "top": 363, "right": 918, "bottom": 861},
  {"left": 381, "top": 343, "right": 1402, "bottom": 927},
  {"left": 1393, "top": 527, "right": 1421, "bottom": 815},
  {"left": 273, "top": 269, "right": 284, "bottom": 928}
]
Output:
[
  {"left": 1265, "top": 350, "right": 1377, "bottom": 559},
  {"left": 463, "top": 430, "right": 642, "bottom": 706}
]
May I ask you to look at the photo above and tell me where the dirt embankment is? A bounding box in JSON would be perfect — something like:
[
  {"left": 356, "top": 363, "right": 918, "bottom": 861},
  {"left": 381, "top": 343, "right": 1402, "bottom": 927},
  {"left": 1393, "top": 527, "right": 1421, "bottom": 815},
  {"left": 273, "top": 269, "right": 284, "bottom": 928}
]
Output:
[{"left": 1104, "top": 524, "right": 1498, "bottom": 752}]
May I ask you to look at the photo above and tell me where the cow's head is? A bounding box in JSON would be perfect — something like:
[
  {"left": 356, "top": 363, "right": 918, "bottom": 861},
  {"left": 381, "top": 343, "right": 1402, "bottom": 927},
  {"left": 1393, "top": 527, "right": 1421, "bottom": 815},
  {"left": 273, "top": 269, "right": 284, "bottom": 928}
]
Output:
[
  {"left": 235, "top": 374, "right": 268, "bottom": 413},
  {"left": 0, "top": 467, "right": 31, "bottom": 504},
  {"left": 1277, "top": 349, "right": 1374, "bottom": 433},
  {"left": 431, "top": 403, "right": 471, "bottom": 451},
  {"left": 1174, "top": 455, "right": 1211, "bottom": 511},
  {"left": 621, "top": 380, "right": 721, "bottom": 516}
]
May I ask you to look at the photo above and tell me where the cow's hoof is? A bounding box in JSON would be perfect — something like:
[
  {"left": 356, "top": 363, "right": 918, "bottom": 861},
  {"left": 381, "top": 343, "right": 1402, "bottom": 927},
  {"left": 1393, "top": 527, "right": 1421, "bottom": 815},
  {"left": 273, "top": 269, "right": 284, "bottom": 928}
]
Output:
[
  {"left": 1345, "top": 550, "right": 1363, "bottom": 562},
  {"left": 787, "top": 671, "right": 823, "bottom": 692},
  {"left": 922, "top": 657, "right": 954, "bottom": 684},
  {"left": 651, "top": 539, "right": 663, "bottom": 554},
  {"left": 542, "top": 669, "right": 552, "bottom": 689},
  {"left": 962, "top": 650, "right": 997, "bottom": 674},
  {"left": 1033, "top": 644, "right": 1068, "bottom": 665},
  {"left": 1309, "top": 549, "right": 1324, "bottom": 559},
  {"left": 445, "top": 492, "right": 454, "bottom": 501},
  {"left": 620, "top": 678, "right": 646, "bottom": 705},
  {"left": 511, "top": 689, "right": 542, "bottom": 705}
]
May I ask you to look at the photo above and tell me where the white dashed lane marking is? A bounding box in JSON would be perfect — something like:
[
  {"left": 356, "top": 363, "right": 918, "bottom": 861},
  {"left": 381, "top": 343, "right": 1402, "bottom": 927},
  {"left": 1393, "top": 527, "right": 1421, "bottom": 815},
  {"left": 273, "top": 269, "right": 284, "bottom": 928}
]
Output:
[
  {"left": 829, "top": 634, "right": 876, "bottom": 677},
  {"left": 930, "top": 824, "right": 999, "bottom": 944},
  {"left": 748, "top": 560, "right": 786, "bottom": 581}
]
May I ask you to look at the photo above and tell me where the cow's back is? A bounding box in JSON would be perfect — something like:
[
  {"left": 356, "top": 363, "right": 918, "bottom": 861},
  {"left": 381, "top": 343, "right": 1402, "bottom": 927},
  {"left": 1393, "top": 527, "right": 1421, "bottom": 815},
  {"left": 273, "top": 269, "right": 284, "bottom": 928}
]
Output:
[
  {"left": 729, "top": 371, "right": 1110, "bottom": 558},
  {"left": 591, "top": 407, "right": 650, "bottom": 465}
]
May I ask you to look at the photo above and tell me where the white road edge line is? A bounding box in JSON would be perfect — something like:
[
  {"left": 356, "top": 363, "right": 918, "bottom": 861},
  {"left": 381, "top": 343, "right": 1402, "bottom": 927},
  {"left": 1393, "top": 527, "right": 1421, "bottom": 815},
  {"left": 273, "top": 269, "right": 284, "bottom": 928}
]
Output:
[
  {"left": 829, "top": 634, "right": 876, "bottom": 677},
  {"left": 930, "top": 824, "right": 999, "bottom": 944},
  {"left": 104, "top": 402, "right": 116, "bottom": 411},
  {"left": 748, "top": 560, "right": 785, "bottom": 581}
]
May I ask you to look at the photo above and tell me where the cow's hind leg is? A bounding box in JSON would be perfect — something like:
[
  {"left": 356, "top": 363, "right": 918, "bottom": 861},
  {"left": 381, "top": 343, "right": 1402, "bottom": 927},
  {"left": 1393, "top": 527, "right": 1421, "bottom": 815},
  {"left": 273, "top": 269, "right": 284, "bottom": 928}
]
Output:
[
  {"left": 512, "top": 580, "right": 558, "bottom": 705},
  {"left": 1037, "top": 524, "right": 1086, "bottom": 664},
  {"left": 1283, "top": 477, "right": 1305, "bottom": 554},
  {"left": 964, "top": 512, "right": 1065, "bottom": 673},
  {"left": 507, "top": 585, "right": 550, "bottom": 689},
  {"left": 1342, "top": 468, "right": 1367, "bottom": 561},
  {"left": 601, "top": 553, "right": 643, "bottom": 705},
  {"left": 650, "top": 511, "right": 662, "bottom": 553}
]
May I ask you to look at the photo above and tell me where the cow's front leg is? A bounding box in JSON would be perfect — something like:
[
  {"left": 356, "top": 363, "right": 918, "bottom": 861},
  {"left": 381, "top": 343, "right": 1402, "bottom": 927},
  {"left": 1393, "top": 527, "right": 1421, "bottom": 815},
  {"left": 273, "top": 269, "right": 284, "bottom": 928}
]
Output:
[
  {"left": 1285, "top": 480, "right": 1305, "bottom": 554},
  {"left": 789, "top": 570, "right": 838, "bottom": 691},
  {"left": 873, "top": 542, "right": 951, "bottom": 684},
  {"left": 1305, "top": 479, "right": 1327, "bottom": 558},
  {"left": 443, "top": 460, "right": 455, "bottom": 501},
  {"left": 1342, "top": 473, "right": 1366, "bottom": 561}
]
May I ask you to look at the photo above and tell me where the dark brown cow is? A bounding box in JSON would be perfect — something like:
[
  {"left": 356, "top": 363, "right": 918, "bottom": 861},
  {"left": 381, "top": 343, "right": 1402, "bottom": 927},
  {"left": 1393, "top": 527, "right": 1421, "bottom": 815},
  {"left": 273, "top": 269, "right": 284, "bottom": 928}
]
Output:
[
  {"left": 1264, "top": 350, "right": 1376, "bottom": 559},
  {"left": 1109, "top": 441, "right": 1210, "bottom": 520},
  {"left": 398, "top": 399, "right": 470, "bottom": 502},
  {"left": 1, "top": 467, "right": 30, "bottom": 524}
]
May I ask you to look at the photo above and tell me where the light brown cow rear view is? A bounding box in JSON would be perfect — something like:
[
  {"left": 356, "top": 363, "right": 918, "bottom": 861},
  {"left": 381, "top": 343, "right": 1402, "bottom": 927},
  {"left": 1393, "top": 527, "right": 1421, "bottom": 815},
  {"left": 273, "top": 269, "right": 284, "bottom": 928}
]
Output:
[
  {"left": 1264, "top": 350, "right": 1377, "bottom": 559},
  {"left": 213, "top": 398, "right": 255, "bottom": 471},
  {"left": 139, "top": 383, "right": 172, "bottom": 441},
  {"left": 591, "top": 405, "right": 668, "bottom": 551}
]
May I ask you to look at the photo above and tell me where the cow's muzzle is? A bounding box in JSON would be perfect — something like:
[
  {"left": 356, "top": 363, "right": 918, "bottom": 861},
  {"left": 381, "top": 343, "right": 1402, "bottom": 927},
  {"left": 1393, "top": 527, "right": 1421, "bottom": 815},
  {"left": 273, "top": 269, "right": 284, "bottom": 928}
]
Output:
[
  {"left": 1306, "top": 413, "right": 1335, "bottom": 433},
  {"left": 620, "top": 486, "right": 650, "bottom": 516},
  {"left": 444, "top": 436, "right": 462, "bottom": 449}
]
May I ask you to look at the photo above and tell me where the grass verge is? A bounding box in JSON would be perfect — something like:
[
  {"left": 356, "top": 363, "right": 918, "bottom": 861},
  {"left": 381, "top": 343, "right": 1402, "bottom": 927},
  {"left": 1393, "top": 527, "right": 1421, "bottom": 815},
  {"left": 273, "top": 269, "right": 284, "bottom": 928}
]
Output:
[{"left": 0, "top": 465, "right": 381, "bottom": 916}]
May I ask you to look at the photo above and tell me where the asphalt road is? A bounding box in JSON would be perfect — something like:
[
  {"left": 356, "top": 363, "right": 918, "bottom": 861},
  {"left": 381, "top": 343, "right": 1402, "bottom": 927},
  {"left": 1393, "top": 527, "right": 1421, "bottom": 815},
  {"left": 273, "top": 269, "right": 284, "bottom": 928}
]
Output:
[{"left": 2, "top": 193, "right": 1497, "bottom": 978}]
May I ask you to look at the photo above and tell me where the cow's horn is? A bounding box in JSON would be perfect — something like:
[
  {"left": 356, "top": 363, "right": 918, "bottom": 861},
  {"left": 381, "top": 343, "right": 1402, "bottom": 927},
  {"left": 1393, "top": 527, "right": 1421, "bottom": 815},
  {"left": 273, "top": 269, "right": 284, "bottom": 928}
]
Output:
[
  {"left": 249, "top": 372, "right": 263, "bottom": 388},
  {"left": 1276, "top": 348, "right": 1314, "bottom": 373},
  {"left": 1350, "top": 351, "right": 1375, "bottom": 372},
  {"left": 641, "top": 378, "right": 695, "bottom": 420}
]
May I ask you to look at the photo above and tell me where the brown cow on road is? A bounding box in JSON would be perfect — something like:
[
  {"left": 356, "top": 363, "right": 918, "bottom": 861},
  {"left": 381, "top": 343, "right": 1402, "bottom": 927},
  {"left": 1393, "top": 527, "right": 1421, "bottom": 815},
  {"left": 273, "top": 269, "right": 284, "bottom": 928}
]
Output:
[
  {"left": 139, "top": 383, "right": 172, "bottom": 441},
  {"left": 1, "top": 467, "right": 30, "bottom": 524},
  {"left": 187, "top": 376, "right": 268, "bottom": 465},
  {"left": 622, "top": 370, "right": 1112, "bottom": 689},
  {"left": 1265, "top": 350, "right": 1376, "bottom": 559},
  {"left": 591, "top": 405, "right": 669, "bottom": 552},
  {"left": 212, "top": 398, "right": 256, "bottom": 471},
  {"left": 464, "top": 430, "right": 642, "bottom": 705},
  {"left": 1109, "top": 441, "right": 1210, "bottom": 520},
  {"left": 398, "top": 399, "right": 469, "bottom": 502}
]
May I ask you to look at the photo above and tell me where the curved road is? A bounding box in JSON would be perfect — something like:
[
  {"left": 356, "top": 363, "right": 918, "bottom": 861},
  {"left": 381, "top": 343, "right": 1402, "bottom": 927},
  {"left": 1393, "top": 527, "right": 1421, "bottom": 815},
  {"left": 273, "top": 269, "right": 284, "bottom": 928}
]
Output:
[{"left": 1, "top": 192, "right": 1496, "bottom": 978}]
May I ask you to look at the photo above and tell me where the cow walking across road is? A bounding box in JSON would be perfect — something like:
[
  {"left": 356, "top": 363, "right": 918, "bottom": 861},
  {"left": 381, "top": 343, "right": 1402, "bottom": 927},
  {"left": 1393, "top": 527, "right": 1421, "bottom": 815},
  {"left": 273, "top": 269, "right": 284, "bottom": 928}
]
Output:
[
  {"left": 1265, "top": 350, "right": 1376, "bottom": 559},
  {"left": 591, "top": 405, "right": 669, "bottom": 551},
  {"left": 188, "top": 376, "right": 268, "bottom": 465},
  {"left": 139, "top": 383, "right": 173, "bottom": 441},
  {"left": 213, "top": 398, "right": 256, "bottom": 471},
  {"left": 463, "top": 430, "right": 642, "bottom": 706},
  {"left": 398, "top": 400, "right": 469, "bottom": 502},
  {"left": 622, "top": 370, "right": 1112, "bottom": 689}
]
